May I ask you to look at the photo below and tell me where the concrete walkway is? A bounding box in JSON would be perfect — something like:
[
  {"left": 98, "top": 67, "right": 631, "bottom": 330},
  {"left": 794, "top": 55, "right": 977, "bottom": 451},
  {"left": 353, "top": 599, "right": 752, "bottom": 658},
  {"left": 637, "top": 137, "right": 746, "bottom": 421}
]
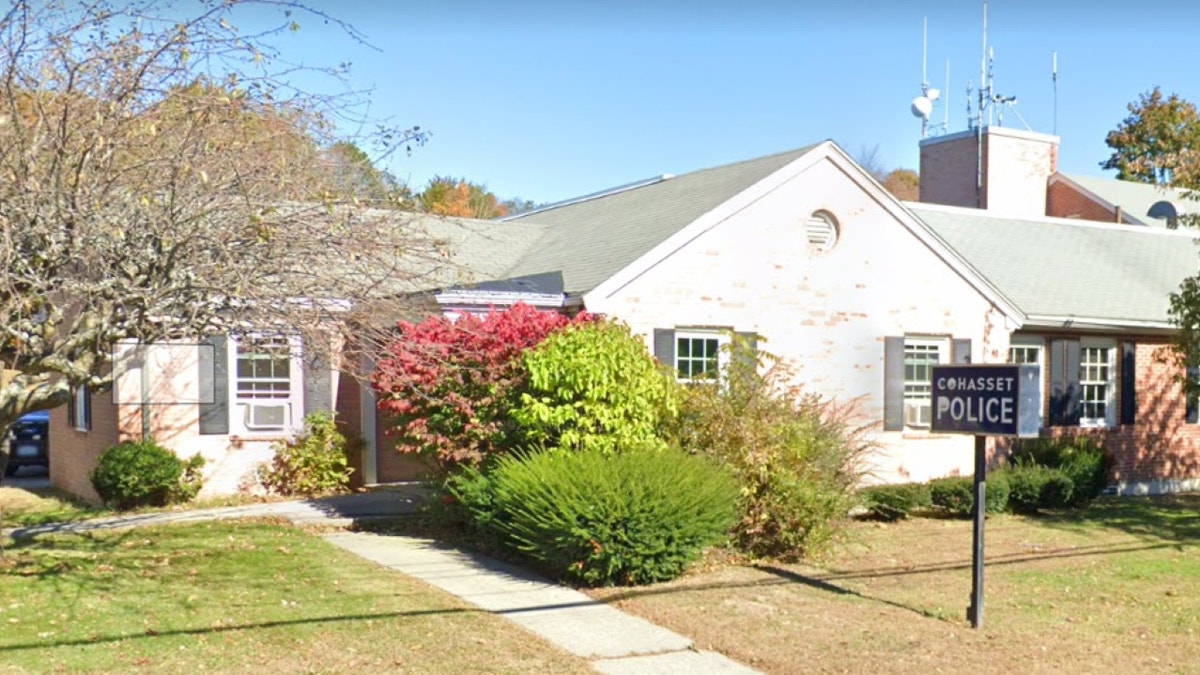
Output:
[{"left": 5, "top": 487, "right": 759, "bottom": 675}]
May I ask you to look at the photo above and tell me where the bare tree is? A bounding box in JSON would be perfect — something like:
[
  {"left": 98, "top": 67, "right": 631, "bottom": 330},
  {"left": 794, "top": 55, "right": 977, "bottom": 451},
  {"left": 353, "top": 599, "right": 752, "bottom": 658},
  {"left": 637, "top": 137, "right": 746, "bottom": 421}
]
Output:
[{"left": 0, "top": 1, "right": 445, "bottom": 476}]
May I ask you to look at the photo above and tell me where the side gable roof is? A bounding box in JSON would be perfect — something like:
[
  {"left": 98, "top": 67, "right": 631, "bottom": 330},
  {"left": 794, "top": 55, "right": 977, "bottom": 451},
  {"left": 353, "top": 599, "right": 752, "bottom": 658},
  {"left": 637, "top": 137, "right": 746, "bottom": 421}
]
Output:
[
  {"left": 912, "top": 203, "right": 1198, "bottom": 329},
  {"left": 504, "top": 145, "right": 819, "bottom": 295},
  {"left": 1054, "top": 172, "right": 1194, "bottom": 228}
]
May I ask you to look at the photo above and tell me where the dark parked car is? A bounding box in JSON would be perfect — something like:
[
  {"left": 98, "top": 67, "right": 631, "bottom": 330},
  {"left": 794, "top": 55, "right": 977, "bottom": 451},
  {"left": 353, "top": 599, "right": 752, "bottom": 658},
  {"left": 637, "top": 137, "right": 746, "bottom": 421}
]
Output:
[{"left": 6, "top": 410, "right": 49, "bottom": 476}]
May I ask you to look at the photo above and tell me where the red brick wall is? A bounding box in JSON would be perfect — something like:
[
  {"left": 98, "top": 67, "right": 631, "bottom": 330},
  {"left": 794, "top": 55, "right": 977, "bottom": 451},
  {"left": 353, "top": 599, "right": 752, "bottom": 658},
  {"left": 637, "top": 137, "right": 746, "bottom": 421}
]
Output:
[
  {"left": 1047, "top": 180, "right": 1121, "bottom": 223},
  {"left": 374, "top": 409, "right": 431, "bottom": 483},
  {"left": 996, "top": 338, "right": 1200, "bottom": 491},
  {"left": 334, "top": 370, "right": 367, "bottom": 488},
  {"left": 49, "top": 391, "right": 124, "bottom": 504}
]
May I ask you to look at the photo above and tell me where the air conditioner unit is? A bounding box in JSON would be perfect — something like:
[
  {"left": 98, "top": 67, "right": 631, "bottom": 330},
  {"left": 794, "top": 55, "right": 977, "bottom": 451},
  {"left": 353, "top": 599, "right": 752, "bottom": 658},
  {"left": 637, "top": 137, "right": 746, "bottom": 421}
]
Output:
[
  {"left": 904, "top": 400, "right": 931, "bottom": 428},
  {"left": 245, "top": 402, "right": 289, "bottom": 430}
]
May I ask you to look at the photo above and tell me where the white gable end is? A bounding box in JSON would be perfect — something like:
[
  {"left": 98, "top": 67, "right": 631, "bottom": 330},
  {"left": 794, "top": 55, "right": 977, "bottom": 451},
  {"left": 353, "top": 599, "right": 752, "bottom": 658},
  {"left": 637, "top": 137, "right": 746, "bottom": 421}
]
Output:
[{"left": 596, "top": 152, "right": 1016, "bottom": 483}]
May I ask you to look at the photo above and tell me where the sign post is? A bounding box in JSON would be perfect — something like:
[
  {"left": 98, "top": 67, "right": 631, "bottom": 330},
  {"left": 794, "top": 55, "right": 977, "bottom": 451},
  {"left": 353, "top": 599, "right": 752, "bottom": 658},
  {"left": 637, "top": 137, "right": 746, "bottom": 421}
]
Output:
[{"left": 930, "top": 364, "right": 1040, "bottom": 630}]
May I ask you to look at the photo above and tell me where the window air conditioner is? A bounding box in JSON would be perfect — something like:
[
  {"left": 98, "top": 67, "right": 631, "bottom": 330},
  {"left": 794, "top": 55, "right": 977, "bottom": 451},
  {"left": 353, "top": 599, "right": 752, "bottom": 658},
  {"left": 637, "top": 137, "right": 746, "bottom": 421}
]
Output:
[
  {"left": 904, "top": 400, "right": 931, "bottom": 428},
  {"left": 245, "top": 402, "right": 289, "bottom": 430}
]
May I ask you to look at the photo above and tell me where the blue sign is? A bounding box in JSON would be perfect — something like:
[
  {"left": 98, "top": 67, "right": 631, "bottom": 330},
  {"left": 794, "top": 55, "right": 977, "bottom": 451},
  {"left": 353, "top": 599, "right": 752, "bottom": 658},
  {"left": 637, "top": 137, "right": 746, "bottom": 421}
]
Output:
[{"left": 930, "top": 364, "right": 1041, "bottom": 438}]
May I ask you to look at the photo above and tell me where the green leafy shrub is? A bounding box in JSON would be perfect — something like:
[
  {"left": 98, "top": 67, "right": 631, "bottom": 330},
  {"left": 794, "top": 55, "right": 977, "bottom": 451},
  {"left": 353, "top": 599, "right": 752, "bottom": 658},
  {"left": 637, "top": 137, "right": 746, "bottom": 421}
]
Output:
[
  {"left": 1010, "top": 437, "right": 1110, "bottom": 506},
  {"left": 1006, "top": 464, "right": 1075, "bottom": 514},
  {"left": 513, "top": 321, "right": 679, "bottom": 454},
  {"left": 667, "top": 339, "right": 873, "bottom": 560},
  {"left": 91, "top": 440, "right": 205, "bottom": 510},
  {"left": 929, "top": 474, "right": 1009, "bottom": 517},
  {"left": 985, "top": 472, "right": 1011, "bottom": 514},
  {"left": 258, "top": 412, "right": 353, "bottom": 497},
  {"left": 859, "top": 483, "right": 932, "bottom": 521},
  {"left": 485, "top": 446, "right": 738, "bottom": 586},
  {"left": 371, "top": 304, "right": 586, "bottom": 470},
  {"left": 929, "top": 477, "right": 974, "bottom": 516}
]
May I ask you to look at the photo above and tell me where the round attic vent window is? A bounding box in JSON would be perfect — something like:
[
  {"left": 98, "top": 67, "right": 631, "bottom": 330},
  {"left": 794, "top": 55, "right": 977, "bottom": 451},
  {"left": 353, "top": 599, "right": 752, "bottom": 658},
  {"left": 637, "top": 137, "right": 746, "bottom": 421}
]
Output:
[{"left": 805, "top": 211, "right": 839, "bottom": 252}]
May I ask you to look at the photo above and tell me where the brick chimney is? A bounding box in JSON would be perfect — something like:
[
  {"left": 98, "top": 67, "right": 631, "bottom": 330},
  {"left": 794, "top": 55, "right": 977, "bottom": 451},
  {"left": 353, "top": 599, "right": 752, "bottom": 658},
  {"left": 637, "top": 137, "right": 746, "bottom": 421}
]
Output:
[{"left": 919, "top": 126, "right": 1060, "bottom": 218}]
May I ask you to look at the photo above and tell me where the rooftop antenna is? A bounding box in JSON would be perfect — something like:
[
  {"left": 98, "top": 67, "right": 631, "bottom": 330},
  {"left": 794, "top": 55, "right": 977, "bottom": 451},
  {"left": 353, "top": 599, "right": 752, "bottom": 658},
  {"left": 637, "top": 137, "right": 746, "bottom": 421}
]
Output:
[
  {"left": 944, "top": 59, "right": 950, "bottom": 131},
  {"left": 910, "top": 17, "right": 943, "bottom": 138},
  {"left": 1052, "top": 51, "right": 1058, "bottom": 135}
]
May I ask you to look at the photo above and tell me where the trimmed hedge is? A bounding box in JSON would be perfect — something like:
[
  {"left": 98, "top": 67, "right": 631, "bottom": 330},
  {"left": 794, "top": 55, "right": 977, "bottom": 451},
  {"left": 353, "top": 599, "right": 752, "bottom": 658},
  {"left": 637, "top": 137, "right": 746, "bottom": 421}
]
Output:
[
  {"left": 1009, "top": 437, "right": 1110, "bottom": 506},
  {"left": 91, "top": 440, "right": 204, "bottom": 510},
  {"left": 929, "top": 474, "right": 1009, "bottom": 517},
  {"left": 485, "top": 446, "right": 738, "bottom": 586},
  {"left": 859, "top": 483, "right": 932, "bottom": 521},
  {"left": 1004, "top": 464, "right": 1075, "bottom": 513}
]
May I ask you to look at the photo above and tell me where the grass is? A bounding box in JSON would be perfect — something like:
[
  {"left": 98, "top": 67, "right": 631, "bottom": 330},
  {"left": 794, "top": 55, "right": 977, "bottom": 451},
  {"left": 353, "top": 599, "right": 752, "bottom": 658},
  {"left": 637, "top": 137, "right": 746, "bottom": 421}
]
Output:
[
  {"left": 587, "top": 494, "right": 1200, "bottom": 674},
  {"left": 0, "top": 519, "right": 592, "bottom": 673},
  {"left": 0, "top": 485, "right": 106, "bottom": 528}
]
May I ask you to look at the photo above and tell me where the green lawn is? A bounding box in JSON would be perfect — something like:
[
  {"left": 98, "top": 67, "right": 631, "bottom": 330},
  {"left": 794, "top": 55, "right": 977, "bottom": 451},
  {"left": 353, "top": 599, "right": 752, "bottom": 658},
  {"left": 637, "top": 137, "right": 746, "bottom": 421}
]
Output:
[{"left": 0, "top": 519, "right": 591, "bottom": 673}]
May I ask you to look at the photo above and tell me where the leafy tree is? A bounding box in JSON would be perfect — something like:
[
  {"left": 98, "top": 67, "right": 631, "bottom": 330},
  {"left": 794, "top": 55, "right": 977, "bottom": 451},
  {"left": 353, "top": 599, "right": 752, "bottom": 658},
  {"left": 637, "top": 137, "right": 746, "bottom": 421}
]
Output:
[
  {"left": 1101, "top": 87, "right": 1200, "bottom": 187},
  {"left": 0, "top": 0, "right": 437, "bottom": 478},
  {"left": 853, "top": 145, "right": 918, "bottom": 200},
  {"left": 512, "top": 321, "right": 679, "bottom": 454},
  {"left": 324, "top": 141, "right": 412, "bottom": 208},
  {"left": 371, "top": 304, "right": 589, "bottom": 469},
  {"left": 882, "top": 168, "right": 919, "bottom": 201},
  {"left": 419, "top": 176, "right": 509, "bottom": 219}
]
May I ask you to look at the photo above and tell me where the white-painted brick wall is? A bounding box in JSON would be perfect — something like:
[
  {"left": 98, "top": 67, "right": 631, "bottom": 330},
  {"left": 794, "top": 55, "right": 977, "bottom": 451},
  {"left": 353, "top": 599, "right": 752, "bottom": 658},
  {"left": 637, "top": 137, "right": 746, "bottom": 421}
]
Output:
[{"left": 592, "top": 155, "right": 1016, "bottom": 483}]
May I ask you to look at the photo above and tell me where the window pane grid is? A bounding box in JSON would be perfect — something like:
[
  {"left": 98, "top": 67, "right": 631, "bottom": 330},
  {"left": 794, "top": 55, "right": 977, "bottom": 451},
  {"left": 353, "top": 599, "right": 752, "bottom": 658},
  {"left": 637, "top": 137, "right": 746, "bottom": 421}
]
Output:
[
  {"left": 676, "top": 336, "right": 720, "bottom": 381},
  {"left": 903, "top": 343, "right": 939, "bottom": 400},
  {"left": 902, "top": 340, "right": 941, "bottom": 428},
  {"left": 1008, "top": 346, "right": 1040, "bottom": 364},
  {"left": 1080, "top": 346, "right": 1111, "bottom": 422},
  {"left": 237, "top": 338, "right": 292, "bottom": 401}
]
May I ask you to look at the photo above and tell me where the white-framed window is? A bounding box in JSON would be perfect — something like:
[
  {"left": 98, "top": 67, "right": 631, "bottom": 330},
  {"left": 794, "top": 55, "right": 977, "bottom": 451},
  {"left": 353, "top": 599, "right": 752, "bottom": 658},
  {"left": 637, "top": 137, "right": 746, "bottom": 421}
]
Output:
[
  {"left": 71, "top": 385, "right": 91, "bottom": 432},
  {"left": 674, "top": 330, "right": 728, "bottom": 383},
  {"left": 232, "top": 335, "right": 302, "bottom": 433},
  {"left": 1080, "top": 339, "right": 1116, "bottom": 427},
  {"left": 903, "top": 337, "right": 946, "bottom": 428}
]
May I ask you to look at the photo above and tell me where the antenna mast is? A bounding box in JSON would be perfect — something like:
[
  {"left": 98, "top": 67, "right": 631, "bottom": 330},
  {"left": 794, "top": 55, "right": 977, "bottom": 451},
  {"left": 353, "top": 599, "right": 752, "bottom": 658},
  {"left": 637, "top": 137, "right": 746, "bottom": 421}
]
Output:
[
  {"left": 976, "top": 0, "right": 986, "bottom": 207},
  {"left": 910, "top": 17, "right": 943, "bottom": 138},
  {"left": 1052, "top": 51, "right": 1058, "bottom": 135}
]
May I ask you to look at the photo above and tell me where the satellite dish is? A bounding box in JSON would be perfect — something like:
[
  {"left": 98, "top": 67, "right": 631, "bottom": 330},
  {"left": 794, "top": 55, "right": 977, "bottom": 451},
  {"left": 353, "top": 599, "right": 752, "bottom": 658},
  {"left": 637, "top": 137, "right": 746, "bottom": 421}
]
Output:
[
  {"left": 926, "top": 87, "right": 941, "bottom": 101},
  {"left": 911, "top": 96, "right": 933, "bottom": 119}
]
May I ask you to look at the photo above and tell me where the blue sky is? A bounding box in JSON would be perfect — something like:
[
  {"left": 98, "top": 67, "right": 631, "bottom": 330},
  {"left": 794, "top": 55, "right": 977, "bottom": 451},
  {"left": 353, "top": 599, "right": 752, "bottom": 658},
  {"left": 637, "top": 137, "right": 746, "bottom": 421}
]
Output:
[{"left": 257, "top": 0, "right": 1200, "bottom": 204}]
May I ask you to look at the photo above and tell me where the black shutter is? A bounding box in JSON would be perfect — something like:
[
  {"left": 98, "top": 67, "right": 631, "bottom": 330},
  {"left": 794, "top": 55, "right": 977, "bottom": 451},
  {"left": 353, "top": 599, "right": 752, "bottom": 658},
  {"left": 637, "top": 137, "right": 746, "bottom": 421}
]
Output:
[
  {"left": 303, "top": 337, "right": 333, "bottom": 416},
  {"left": 1120, "top": 341, "right": 1136, "bottom": 425},
  {"left": 1048, "top": 339, "right": 1081, "bottom": 427},
  {"left": 82, "top": 387, "right": 92, "bottom": 431},
  {"left": 1187, "top": 364, "right": 1199, "bottom": 424},
  {"left": 653, "top": 329, "right": 675, "bottom": 370},
  {"left": 884, "top": 336, "right": 905, "bottom": 431},
  {"left": 199, "top": 335, "right": 229, "bottom": 435},
  {"left": 953, "top": 338, "right": 972, "bottom": 364}
]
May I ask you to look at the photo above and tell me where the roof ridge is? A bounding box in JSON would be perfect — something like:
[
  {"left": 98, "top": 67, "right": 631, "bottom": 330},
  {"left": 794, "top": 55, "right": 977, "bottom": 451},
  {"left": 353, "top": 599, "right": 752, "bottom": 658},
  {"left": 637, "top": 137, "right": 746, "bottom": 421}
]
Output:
[{"left": 509, "top": 144, "right": 817, "bottom": 221}]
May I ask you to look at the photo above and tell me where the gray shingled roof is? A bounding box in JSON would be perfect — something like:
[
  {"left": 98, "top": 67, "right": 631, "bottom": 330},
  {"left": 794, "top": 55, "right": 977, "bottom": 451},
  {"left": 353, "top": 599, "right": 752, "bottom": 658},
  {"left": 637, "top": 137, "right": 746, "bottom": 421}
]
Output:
[
  {"left": 364, "top": 212, "right": 549, "bottom": 296},
  {"left": 1058, "top": 173, "right": 1194, "bottom": 228},
  {"left": 506, "top": 145, "right": 819, "bottom": 294},
  {"left": 912, "top": 204, "right": 1200, "bottom": 325}
]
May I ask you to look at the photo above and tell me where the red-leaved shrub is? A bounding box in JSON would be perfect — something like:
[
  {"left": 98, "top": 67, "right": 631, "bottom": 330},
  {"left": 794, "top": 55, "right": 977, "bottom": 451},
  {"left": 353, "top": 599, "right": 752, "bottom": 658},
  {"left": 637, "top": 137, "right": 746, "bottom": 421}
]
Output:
[{"left": 371, "top": 303, "right": 587, "bottom": 469}]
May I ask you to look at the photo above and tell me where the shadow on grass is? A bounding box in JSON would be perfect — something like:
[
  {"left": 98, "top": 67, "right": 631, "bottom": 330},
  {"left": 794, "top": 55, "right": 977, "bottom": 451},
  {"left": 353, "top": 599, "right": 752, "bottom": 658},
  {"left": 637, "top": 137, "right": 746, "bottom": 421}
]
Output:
[
  {"left": 1033, "top": 494, "right": 1200, "bottom": 544},
  {"left": 0, "top": 606, "right": 482, "bottom": 654},
  {"left": 595, "top": 538, "right": 1178, "bottom": 622}
]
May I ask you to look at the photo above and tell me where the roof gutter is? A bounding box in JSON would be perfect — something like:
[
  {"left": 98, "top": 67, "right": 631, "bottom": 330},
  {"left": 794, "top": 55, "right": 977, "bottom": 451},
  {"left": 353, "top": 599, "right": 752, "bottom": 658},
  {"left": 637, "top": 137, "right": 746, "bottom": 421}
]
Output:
[
  {"left": 1021, "top": 314, "right": 1176, "bottom": 334},
  {"left": 433, "top": 290, "right": 566, "bottom": 309}
]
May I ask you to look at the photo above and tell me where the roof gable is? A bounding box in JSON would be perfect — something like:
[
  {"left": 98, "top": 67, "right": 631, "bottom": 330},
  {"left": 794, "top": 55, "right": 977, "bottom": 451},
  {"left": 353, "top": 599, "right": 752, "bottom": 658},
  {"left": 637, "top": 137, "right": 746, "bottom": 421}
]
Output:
[{"left": 1055, "top": 172, "right": 1195, "bottom": 228}]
